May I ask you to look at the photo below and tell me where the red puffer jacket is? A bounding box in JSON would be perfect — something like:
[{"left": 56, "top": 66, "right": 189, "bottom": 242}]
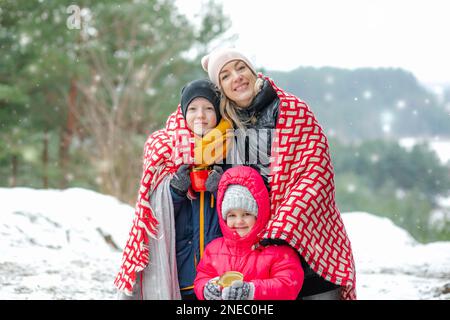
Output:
[{"left": 194, "top": 166, "right": 304, "bottom": 300}]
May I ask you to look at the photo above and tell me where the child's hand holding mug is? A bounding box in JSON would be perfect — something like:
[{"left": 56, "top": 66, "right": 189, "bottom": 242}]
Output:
[{"left": 204, "top": 276, "right": 221, "bottom": 300}]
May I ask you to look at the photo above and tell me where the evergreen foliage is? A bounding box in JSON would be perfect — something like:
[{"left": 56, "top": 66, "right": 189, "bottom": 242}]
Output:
[
  {"left": 1, "top": 1, "right": 448, "bottom": 242},
  {"left": 270, "top": 67, "right": 450, "bottom": 141}
]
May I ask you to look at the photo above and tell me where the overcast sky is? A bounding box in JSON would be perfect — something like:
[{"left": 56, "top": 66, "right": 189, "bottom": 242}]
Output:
[{"left": 176, "top": 0, "right": 450, "bottom": 86}]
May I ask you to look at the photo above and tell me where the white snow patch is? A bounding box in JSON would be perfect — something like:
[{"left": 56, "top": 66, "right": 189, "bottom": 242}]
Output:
[
  {"left": 343, "top": 212, "right": 450, "bottom": 300},
  {"left": 1, "top": 188, "right": 449, "bottom": 299},
  {"left": 0, "top": 187, "right": 133, "bottom": 299}
]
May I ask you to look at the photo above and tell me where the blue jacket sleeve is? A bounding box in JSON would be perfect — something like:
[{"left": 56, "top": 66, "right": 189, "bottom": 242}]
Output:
[{"left": 170, "top": 186, "right": 188, "bottom": 213}]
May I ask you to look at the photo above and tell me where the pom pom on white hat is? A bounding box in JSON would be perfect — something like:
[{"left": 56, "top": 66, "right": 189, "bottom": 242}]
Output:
[{"left": 221, "top": 184, "right": 258, "bottom": 220}]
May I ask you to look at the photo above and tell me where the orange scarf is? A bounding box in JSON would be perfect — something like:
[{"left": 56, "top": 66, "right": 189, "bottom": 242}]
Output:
[{"left": 193, "top": 118, "right": 233, "bottom": 168}]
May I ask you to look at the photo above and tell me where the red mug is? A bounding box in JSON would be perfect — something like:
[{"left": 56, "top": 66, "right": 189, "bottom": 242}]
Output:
[{"left": 190, "top": 168, "right": 209, "bottom": 192}]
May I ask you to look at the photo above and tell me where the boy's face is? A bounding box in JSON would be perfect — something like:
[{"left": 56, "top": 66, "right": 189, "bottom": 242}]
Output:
[
  {"left": 185, "top": 97, "right": 217, "bottom": 136},
  {"left": 225, "top": 208, "right": 256, "bottom": 237}
]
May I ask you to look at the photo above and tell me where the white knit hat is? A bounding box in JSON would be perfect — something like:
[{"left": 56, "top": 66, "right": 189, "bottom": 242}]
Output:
[
  {"left": 201, "top": 48, "right": 257, "bottom": 88},
  {"left": 221, "top": 185, "right": 258, "bottom": 220}
]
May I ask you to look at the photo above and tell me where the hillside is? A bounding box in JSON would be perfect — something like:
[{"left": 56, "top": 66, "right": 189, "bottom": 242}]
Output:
[{"left": 269, "top": 67, "right": 450, "bottom": 142}]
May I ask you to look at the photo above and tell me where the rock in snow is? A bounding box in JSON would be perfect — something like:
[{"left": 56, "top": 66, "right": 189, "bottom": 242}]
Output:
[{"left": 1, "top": 188, "right": 449, "bottom": 300}]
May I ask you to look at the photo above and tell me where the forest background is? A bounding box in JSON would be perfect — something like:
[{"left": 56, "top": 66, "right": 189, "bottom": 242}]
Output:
[{"left": 1, "top": 0, "right": 449, "bottom": 243}]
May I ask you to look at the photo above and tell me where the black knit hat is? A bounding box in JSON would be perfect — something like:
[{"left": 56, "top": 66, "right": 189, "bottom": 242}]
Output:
[{"left": 180, "top": 79, "right": 221, "bottom": 123}]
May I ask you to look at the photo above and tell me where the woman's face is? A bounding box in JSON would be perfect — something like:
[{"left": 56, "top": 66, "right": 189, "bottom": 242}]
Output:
[
  {"left": 185, "top": 97, "right": 217, "bottom": 136},
  {"left": 219, "top": 60, "right": 257, "bottom": 108}
]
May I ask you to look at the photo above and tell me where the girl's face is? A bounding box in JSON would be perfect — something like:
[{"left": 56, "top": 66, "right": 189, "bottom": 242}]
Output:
[
  {"left": 219, "top": 60, "right": 257, "bottom": 108},
  {"left": 185, "top": 97, "right": 217, "bottom": 136},
  {"left": 225, "top": 208, "right": 256, "bottom": 237}
]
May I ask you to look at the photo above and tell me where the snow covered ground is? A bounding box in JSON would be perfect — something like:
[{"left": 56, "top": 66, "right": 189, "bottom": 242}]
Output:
[
  {"left": 343, "top": 213, "right": 450, "bottom": 299},
  {"left": 0, "top": 188, "right": 131, "bottom": 300},
  {"left": 1, "top": 187, "right": 449, "bottom": 300}
]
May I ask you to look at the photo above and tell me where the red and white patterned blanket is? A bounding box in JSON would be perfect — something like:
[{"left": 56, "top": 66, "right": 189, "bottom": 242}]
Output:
[
  {"left": 261, "top": 75, "right": 356, "bottom": 299},
  {"left": 114, "top": 108, "right": 190, "bottom": 295},
  {"left": 114, "top": 75, "right": 356, "bottom": 299}
]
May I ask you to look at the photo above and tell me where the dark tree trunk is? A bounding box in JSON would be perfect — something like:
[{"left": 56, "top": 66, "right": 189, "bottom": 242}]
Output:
[
  {"left": 11, "top": 154, "right": 18, "bottom": 187},
  {"left": 42, "top": 129, "right": 49, "bottom": 188},
  {"left": 59, "top": 78, "right": 77, "bottom": 188}
]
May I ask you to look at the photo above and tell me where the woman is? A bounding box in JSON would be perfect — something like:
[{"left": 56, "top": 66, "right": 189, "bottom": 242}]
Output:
[{"left": 201, "top": 48, "right": 357, "bottom": 300}]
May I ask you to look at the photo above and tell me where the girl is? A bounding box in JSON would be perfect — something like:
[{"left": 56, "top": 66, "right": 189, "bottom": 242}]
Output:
[{"left": 194, "top": 166, "right": 304, "bottom": 300}]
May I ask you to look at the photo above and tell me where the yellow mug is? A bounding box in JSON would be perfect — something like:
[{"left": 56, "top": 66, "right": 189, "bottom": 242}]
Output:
[{"left": 216, "top": 271, "right": 244, "bottom": 288}]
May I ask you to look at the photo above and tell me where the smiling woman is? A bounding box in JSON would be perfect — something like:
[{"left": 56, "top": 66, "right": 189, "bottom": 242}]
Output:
[{"left": 200, "top": 47, "right": 357, "bottom": 300}]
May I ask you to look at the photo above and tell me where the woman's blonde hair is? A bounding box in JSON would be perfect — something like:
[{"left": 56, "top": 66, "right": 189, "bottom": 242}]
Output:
[{"left": 220, "top": 77, "right": 264, "bottom": 130}]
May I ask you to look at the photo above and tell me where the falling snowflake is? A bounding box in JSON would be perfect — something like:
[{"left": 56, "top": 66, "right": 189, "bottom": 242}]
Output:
[
  {"left": 19, "top": 33, "right": 31, "bottom": 47},
  {"left": 86, "top": 27, "right": 98, "bottom": 37},
  {"left": 370, "top": 154, "right": 380, "bottom": 163},
  {"left": 140, "top": 23, "right": 151, "bottom": 32},
  {"left": 363, "top": 90, "right": 372, "bottom": 100},
  {"left": 324, "top": 93, "right": 334, "bottom": 102},
  {"left": 327, "top": 128, "right": 336, "bottom": 138},
  {"left": 146, "top": 88, "right": 156, "bottom": 96},
  {"left": 395, "top": 189, "right": 406, "bottom": 200},
  {"left": 380, "top": 111, "right": 394, "bottom": 132},
  {"left": 325, "top": 75, "right": 334, "bottom": 85},
  {"left": 22, "top": 147, "right": 38, "bottom": 163},
  {"left": 396, "top": 100, "right": 406, "bottom": 109},
  {"left": 432, "top": 135, "right": 441, "bottom": 142}
]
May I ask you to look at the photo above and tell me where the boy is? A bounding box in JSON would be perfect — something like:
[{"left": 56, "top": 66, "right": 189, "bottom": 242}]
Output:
[{"left": 169, "top": 79, "right": 230, "bottom": 299}]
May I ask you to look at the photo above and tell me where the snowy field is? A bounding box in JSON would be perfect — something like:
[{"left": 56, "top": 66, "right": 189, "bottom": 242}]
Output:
[{"left": 1, "top": 187, "right": 449, "bottom": 300}]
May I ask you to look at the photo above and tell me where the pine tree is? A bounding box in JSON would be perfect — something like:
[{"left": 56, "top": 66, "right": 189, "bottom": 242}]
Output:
[{"left": 0, "top": 0, "right": 230, "bottom": 203}]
